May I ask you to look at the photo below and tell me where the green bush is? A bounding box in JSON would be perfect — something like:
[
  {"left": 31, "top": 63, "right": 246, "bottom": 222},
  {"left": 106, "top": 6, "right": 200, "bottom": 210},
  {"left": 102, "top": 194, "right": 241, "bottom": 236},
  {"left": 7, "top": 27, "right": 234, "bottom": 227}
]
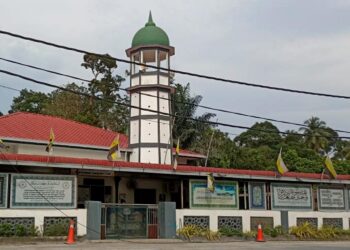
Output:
[
  {"left": 242, "top": 231, "right": 256, "bottom": 239},
  {"left": 0, "top": 224, "right": 39, "bottom": 237},
  {"left": 177, "top": 225, "right": 220, "bottom": 241},
  {"left": 0, "top": 224, "right": 13, "bottom": 237},
  {"left": 219, "top": 226, "right": 243, "bottom": 237},
  {"left": 14, "top": 225, "right": 27, "bottom": 237},
  {"left": 44, "top": 223, "right": 69, "bottom": 236}
]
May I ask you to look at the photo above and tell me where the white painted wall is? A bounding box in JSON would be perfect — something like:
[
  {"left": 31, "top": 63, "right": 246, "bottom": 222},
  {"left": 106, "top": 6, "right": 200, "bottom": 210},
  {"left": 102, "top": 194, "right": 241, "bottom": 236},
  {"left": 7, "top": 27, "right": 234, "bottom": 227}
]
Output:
[
  {"left": 140, "top": 119, "right": 158, "bottom": 143},
  {"left": 177, "top": 209, "right": 350, "bottom": 232},
  {"left": 0, "top": 209, "right": 87, "bottom": 236},
  {"left": 131, "top": 76, "right": 139, "bottom": 86},
  {"left": 159, "top": 120, "right": 170, "bottom": 144},
  {"left": 130, "top": 93, "right": 140, "bottom": 117},
  {"left": 159, "top": 75, "right": 168, "bottom": 85},
  {"left": 289, "top": 211, "right": 350, "bottom": 229},
  {"left": 141, "top": 75, "right": 157, "bottom": 85},
  {"left": 160, "top": 148, "right": 171, "bottom": 165},
  {"left": 140, "top": 148, "right": 159, "bottom": 163},
  {"left": 140, "top": 90, "right": 157, "bottom": 115},
  {"left": 130, "top": 120, "right": 139, "bottom": 144},
  {"left": 176, "top": 209, "right": 281, "bottom": 232},
  {"left": 159, "top": 91, "right": 169, "bottom": 113},
  {"left": 17, "top": 143, "right": 118, "bottom": 160}
]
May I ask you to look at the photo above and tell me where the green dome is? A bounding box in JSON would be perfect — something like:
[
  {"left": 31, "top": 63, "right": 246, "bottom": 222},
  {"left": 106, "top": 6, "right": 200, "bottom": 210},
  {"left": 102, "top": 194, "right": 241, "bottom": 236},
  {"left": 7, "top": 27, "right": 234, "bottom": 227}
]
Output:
[{"left": 132, "top": 12, "right": 170, "bottom": 47}]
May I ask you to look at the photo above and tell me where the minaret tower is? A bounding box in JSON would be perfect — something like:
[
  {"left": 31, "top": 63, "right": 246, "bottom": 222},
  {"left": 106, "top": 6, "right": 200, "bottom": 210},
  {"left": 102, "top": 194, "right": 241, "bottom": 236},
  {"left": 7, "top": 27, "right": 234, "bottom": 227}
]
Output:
[{"left": 126, "top": 12, "right": 175, "bottom": 164}]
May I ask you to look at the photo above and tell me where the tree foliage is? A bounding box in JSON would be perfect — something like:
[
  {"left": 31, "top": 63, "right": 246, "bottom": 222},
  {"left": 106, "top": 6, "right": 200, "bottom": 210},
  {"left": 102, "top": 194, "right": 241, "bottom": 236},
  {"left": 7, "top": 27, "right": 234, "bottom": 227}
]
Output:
[
  {"left": 9, "top": 54, "right": 129, "bottom": 133},
  {"left": 172, "top": 83, "right": 215, "bottom": 149}
]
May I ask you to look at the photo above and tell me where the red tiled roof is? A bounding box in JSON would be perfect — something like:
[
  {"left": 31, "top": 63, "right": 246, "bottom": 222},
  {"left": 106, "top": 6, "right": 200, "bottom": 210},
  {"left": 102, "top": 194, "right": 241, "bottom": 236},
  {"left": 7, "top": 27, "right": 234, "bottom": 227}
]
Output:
[
  {"left": 172, "top": 148, "right": 206, "bottom": 158},
  {"left": 1, "top": 153, "right": 350, "bottom": 181},
  {"left": 0, "top": 112, "right": 203, "bottom": 157},
  {"left": 0, "top": 112, "right": 128, "bottom": 148}
]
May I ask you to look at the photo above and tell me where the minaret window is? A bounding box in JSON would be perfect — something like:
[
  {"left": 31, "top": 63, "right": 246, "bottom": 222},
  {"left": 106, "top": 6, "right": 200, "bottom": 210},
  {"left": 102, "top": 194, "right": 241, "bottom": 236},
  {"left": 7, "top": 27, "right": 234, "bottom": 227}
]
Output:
[{"left": 141, "top": 49, "right": 158, "bottom": 72}]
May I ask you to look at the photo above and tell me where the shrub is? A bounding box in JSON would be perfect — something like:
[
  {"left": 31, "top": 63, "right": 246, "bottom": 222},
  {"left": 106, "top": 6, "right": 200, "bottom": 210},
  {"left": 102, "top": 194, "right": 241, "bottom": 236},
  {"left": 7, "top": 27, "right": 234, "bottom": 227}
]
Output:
[
  {"left": 177, "top": 225, "right": 220, "bottom": 241},
  {"left": 44, "top": 223, "right": 69, "bottom": 236},
  {"left": 219, "top": 226, "right": 243, "bottom": 237},
  {"left": 0, "top": 224, "right": 13, "bottom": 237},
  {"left": 290, "top": 222, "right": 317, "bottom": 239},
  {"left": 242, "top": 231, "right": 256, "bottom": 239}
]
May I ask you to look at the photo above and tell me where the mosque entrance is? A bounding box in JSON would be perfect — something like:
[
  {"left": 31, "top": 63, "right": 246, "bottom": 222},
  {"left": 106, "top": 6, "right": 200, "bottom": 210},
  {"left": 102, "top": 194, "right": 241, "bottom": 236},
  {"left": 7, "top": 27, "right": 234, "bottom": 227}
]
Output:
[{"left": 101, "top": 203, "right": 158, "bottom": 239}]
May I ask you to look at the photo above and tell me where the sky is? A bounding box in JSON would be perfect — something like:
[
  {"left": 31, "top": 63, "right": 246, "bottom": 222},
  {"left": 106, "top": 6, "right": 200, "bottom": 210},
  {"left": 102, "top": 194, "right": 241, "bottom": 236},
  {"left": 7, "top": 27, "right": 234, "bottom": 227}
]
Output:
[{"left": 0, "top": 0, "right": 349, "bottom": 137}]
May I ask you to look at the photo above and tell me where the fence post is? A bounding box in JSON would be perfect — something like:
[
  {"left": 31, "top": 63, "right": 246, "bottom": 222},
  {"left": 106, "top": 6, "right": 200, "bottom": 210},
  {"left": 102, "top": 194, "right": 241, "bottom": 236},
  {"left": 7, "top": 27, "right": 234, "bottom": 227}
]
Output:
[
  {"left": 158, "top": 202, "right": 176, "bottom": 239},
  {"left": 86, "top": 201, "right": 102, "bottom": 240}
]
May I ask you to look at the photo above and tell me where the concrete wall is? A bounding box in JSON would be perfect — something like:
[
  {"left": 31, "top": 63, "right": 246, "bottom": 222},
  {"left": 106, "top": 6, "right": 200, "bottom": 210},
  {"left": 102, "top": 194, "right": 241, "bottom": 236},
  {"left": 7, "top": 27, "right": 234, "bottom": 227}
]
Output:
[
  {"left": 0, "top": 209, "right": 87, "bottom": 236},
  {"left": 176, "top": 209, "right": 350, "bottom": 231},
  {"left": 176, "top": 209, "right": 281, "bottom": 232},
  {"left": 289, "top": 211, "right": 350, "bottom": 229}
]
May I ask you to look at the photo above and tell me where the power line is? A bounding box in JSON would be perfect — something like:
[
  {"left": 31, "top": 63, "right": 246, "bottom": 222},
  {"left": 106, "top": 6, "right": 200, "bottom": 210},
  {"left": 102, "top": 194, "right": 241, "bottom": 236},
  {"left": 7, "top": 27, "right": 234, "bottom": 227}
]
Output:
[
  {"left": 0, "top": 30, "right": 350, "bottom": 99},
  {"left": 1, "top": 68, "right": 349, "bottom": 141},
  {"left": 0, "top": 83, "right": 21, "bottom": 92},
  {"left": 1, "top": 56, "right": 350, "bottom": 135}
]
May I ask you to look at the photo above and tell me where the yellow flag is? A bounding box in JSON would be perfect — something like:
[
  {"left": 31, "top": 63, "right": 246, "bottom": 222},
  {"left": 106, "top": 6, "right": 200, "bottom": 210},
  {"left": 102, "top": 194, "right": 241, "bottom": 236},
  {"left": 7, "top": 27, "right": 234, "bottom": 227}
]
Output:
[
  {"left": 0, "top": 139, "right": 9, "bottom": 150},
  {"left": 325, "top": 155, "right": 337, "bottom": 179},
  {"left": 107, "top": 135, "right": 120, "bottom": 161},
  {"left": 276, "top": 148, "right": 288, "bottom": 175},
  {"left": 207, "top": 173, "right": 215, "bottom": 192},
  {"left": 176, "top": 138, "right": 180, "bottom": 155},
  {"left": 45, "top": 128, "right": 55, "bottom": 153},
  {"left": 173, "top": 138, "right": 180, "bottom": 170}
]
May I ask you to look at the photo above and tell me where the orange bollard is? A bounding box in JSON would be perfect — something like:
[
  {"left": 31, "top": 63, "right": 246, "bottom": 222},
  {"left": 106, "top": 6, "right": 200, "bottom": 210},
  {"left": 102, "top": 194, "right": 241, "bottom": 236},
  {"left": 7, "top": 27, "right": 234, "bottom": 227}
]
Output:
[
  {"left": 65, "top": 219, "right": 76, "bottom": 244},
  {"left": 256, "top": 224, "right": 265, "bottom": 242}
]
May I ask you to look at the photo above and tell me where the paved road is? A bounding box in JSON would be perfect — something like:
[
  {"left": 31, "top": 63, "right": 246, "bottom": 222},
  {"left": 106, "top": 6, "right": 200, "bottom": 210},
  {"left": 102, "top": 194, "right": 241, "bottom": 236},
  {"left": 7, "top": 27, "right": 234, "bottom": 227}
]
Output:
[{"left": 1, "top": 240, "right": 350, "bottom": 250}]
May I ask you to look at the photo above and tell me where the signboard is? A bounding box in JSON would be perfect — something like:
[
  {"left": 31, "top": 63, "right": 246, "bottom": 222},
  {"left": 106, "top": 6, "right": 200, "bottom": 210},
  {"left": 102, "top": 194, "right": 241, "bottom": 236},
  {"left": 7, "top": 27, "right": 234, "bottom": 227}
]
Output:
[
  {"left": 318, "top": 187, "right": 345, "bottom": 210},
  {"left": 11, "top": 174, "right": 76, "bottom": 208},
  {"left": 0, "top": 173, "right": 8, "bottom": 208},
  {"left": 271, "top": 183, "right": 312, "bottom": 210},
  {"left": 190, "top": 180, "right": 238, "bottom": 209},
  {"left": 249, "top": 182, "right": 266, "bottom": 209}
]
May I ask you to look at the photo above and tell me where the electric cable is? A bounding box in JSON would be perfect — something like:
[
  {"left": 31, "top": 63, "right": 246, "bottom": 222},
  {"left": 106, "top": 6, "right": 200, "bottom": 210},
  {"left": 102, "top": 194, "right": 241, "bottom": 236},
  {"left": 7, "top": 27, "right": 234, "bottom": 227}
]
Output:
[
  {"left": 0, "top": 30, "right": 349, "bottom": 99},
  {"left": 1, "top": 56, "right": 349, "bottom": 135},
  {"left": 1, "top": 68, "right": 349, "bottom": 140}
]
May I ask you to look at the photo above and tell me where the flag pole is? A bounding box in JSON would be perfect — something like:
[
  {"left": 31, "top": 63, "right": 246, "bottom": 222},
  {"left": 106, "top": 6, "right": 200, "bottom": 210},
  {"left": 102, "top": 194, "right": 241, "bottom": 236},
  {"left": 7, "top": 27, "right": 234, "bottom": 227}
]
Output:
[{"left": 205, "top": 119, "right": 218, "bottom": 167}]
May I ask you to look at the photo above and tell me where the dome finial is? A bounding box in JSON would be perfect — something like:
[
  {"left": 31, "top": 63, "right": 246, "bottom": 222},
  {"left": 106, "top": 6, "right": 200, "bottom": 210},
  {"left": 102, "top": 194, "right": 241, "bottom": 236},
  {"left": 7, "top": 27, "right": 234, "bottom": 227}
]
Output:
[{"left": 146, "top": 11, "right": 155, "bottom": 26}]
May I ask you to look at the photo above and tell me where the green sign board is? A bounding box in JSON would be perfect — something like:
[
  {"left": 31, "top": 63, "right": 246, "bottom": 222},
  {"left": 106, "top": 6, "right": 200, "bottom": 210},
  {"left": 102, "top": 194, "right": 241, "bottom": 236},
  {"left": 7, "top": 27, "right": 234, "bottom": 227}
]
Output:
[
  {"left": 318, "top": 187, "right": 345, "bottom": 210},
  {"left": 271, "top": 183, "right": 313, "bottom": 210},
  {"left": 189, "top": 180, "right": 238, "bottom": 209},
  {"left": 11, "top": 174, "right": 76, "bottom": 208}
]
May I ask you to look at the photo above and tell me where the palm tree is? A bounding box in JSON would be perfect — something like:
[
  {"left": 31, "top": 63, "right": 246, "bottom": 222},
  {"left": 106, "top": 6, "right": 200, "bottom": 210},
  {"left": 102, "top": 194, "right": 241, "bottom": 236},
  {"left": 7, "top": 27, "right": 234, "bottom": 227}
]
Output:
[{"left": 299, "top": 117, "right": 331, "bottom": 154}]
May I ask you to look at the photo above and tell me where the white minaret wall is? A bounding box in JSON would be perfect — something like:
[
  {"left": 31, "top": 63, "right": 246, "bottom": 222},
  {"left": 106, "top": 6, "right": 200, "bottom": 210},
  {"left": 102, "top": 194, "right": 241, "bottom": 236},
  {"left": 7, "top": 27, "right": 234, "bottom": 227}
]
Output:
[{"left": 126, "top": 14, "right": 175, "bottom": 165}]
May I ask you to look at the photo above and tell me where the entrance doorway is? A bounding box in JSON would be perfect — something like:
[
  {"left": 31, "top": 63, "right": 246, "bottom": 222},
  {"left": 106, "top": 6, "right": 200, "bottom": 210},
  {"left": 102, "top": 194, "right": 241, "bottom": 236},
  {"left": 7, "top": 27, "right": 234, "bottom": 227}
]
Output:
[{"left": 134, "top": 189, "right": 156, "bottom": 204}]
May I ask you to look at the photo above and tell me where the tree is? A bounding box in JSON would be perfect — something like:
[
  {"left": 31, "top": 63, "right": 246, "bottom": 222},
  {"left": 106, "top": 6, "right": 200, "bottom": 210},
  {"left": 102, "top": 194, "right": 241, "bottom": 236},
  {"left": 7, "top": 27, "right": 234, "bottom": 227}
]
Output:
[
  {"left": 299, "top": 117, "right": 332, "bottom": 154},
  {"left": 172, "top": 82, "right": 215, "bottom": 149},
  {"left": 234, "top": 121, "right": 282, "bottom": 150},
  {"left": 10, "top": 89, "right": 49, "bottom": 113},
  {"left": 45, "top": 83, "right": 95, "bottom": 124},
  {"left": 81, "top": 53, "right": 128, "bottom": 132}
]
